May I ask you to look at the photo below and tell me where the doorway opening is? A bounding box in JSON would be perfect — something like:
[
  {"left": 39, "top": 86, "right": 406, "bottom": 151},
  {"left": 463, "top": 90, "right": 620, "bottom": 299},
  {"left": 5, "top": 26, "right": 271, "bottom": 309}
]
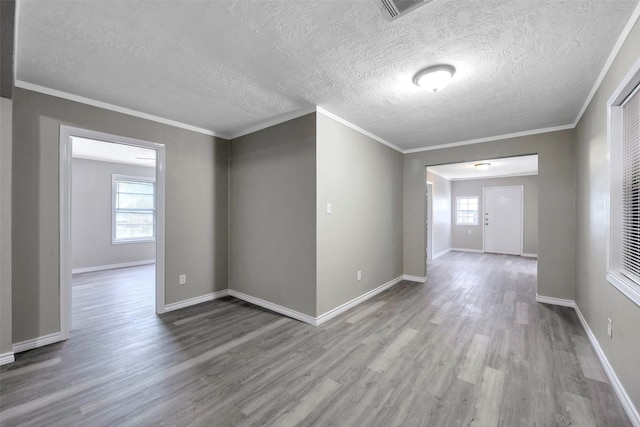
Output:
[
  {"left": 59, "top": 126, "right": 166, "bottom": 340},
  {"left": 424, "top": 154, "right": 538, "bottom": 271}
]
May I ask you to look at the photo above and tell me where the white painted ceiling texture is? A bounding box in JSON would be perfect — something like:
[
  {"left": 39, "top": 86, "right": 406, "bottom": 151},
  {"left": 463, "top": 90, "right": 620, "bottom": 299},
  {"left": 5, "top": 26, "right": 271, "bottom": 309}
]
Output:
[
  {"left": 16, "top": 0, "right": 639, "bottom": 150},
  {"left": 429, "top": 155, "right": 538, "bottom": 180}
]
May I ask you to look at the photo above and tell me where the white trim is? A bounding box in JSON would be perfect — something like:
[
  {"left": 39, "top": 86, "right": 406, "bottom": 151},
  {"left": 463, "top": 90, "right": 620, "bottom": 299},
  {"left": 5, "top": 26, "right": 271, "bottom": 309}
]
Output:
[
  {"left": 60, "top": 126, "right": 167, "bottom": 332},
  {"left": 316, "top": 107, "right": 404, "bottom": 153},
  {"left": 574, "top": 2, "right": 640, "bottom": 127},
  {"left": 402, "top": 274, "right": 427, "bottom": 283},
  {"left": 315, "top": 276, "right": 404, "bottom": 325},
  {"left": 403, "top": 124, "right": 574, "bottom": 154},
  {"left": 163, "top": 290, "right": 230, "bottom": 313},
  {"left": 606, "top": 54, "right": 640, "bottom": 310},
  {"left": 72, "top": 259, "right": 155, "bottom": 275},
  {"left": 13, "top": 332, "right": 63, "bottom": 354},
  {"left": 228, "top": 106, "right": 317, "bottom": 139},
  {"left": 606, "top": 272, "right": 640, "bottom": 308},
  {"left": 228, "top": 290, "right": 317, "bottom": 325},
  {"left": 521, "top": 253, "right": 538, "bottom": 258},
  {"left": 0, "top": 352, "right": 15, "bottom": 366},
  {"left": 449, "top": 171, "right": 538, "bottom": 181},
  {"left": 12, "top": 1, "right": 20, "bottom": 89},
  {"left": 16, "top": 81, "right": 225, "bottom": 138},
  {"left": 59, "top": 126, "right": 72, "bottom": 340},
  {"left": 535, "top": 294, "right": 576, "bottom": 308},
  {"left": 575, "top": 305, "right": 640, "bottom": 427},
  {"left": 455, "top": 195, "right": 480, "bottom": 226},
  {"left": 433, "top": 248, "right": 453, "bottom": 259},
  {"left": 450, "top": 248, "right": 484, "bottom": 254},
  {"left": 111, "top": 174, "right": 156, "bottom": 245}
]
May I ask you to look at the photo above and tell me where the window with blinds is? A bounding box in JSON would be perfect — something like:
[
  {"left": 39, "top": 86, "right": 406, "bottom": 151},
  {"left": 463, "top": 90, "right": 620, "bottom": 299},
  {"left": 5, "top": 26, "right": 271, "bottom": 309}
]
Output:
[
  {"left": 456, "top": 196, "right": 479, "bottom": 225},
  {"left": 112, "top": 175, "right": 156, "bottom": 243},
  {"left": 609, "top": 74, "right": 640, "bottom": 308},
  {"left": 621, "top": 84, "right": 640, "bottom": 283}
]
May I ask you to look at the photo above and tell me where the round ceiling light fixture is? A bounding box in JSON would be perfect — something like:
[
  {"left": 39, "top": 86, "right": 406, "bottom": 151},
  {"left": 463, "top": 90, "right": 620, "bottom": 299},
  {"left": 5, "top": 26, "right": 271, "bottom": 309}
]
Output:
[
  {"left": 474, "top": 162, "right": 491, "bottom": 170},
  {"left": 413, "top": 64, "right": 456, "bottom": 93}
]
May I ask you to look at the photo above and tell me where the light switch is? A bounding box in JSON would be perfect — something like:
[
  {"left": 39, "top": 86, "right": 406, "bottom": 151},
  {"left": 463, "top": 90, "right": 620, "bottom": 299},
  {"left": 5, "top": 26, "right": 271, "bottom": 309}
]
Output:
[{"left": 327, "top": 203, "right": 332, "bottom": 214}]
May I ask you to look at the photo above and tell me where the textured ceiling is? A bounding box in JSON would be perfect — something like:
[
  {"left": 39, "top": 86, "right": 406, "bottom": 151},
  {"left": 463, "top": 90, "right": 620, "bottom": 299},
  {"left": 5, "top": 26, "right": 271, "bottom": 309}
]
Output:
[
  {"left": 16, "top": 0, "right": 639, "bottom": 150},
  {"left": 429, "top": 155, "right": 538, "bottom": 180},
  {"left": 72, "top": 137, "right": 156, "bottom": 168}
]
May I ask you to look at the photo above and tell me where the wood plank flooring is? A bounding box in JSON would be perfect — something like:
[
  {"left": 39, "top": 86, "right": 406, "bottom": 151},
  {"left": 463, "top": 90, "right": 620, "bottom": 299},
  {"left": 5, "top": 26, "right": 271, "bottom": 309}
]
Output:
[{"left": 0, "top": 253, "right": 631, "bottom": 426}]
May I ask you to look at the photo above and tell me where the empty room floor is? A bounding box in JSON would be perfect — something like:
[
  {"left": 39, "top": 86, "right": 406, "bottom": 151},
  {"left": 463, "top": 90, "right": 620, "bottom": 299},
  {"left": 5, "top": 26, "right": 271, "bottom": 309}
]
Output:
[{"left": 0, "top": 253, "right": 630, "bottom": 426}]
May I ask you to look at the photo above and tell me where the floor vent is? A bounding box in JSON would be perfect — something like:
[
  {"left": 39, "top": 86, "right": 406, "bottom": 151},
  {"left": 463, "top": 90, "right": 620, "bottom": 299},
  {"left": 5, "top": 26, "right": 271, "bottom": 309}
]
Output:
[{"left": 376, "top": 0, "right": 434, "bottom": 21}]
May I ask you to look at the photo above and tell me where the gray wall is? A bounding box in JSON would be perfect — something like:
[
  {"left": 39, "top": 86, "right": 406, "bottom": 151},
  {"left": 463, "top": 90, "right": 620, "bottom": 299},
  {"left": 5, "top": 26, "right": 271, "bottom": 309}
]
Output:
[
  {"left": 12, "top": 88, "right": 229, "bottom": 343},
  {"left": 404, "top": 130, "right": 574, "bottom": 300},
  {"left": 574, "top": 17, "right": 640, "bottom": 410},
  {"left": 1, "top": 97, "right": 12, "bottom": 355},
  {"left": 316, "top": 113, "right": 403, "bottom": 316},
  {"left": 451, "top": 175, "right": 538, "bottom": 255},
  {"left": 72, "top": 158, "right": 155, "bottom": 270},
  {"left": 426, "top": 170, "right": 452, "bottom": 258},
  {"left": 230, "top": 113, "right": 317, "bottom": 317}
]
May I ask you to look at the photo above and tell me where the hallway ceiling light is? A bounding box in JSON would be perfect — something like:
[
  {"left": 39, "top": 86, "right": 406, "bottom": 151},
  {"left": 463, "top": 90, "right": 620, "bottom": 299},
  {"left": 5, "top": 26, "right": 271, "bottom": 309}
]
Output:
[
  {"left": 413, "top": 64, "right": 456, "bottom": 92},
  {"left": 474, "top": 162, "right": 491, "bottom": 170}
]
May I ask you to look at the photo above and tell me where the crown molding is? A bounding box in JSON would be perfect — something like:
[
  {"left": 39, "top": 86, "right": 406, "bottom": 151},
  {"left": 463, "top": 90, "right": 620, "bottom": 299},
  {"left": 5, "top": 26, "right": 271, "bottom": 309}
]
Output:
[
  {"left": 574, "top": 1, "right": 640, "bottom": 127},
  {"left": 228, "top": 106, "right": 317, "bottom": 140},
  {"left": 316, "top": 107, "right": 404, "bottom": 153},
  {"left": 403, "top": 124, "right": 575, "bottom": 154},
  {"left": 14, "top": 80, "right": 227, "bottom": 138}
]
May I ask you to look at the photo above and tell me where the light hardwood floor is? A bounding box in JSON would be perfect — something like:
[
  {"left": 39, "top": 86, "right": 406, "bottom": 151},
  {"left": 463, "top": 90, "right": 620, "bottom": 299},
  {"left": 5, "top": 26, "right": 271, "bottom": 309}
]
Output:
[{"left": 0, "top": 253, "right": 631, "bottom": 426}]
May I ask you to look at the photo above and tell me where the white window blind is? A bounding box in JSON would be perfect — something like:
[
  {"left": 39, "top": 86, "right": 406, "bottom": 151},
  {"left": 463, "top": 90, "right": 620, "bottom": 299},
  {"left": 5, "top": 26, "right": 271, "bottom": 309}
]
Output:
[
  {"left": 621, "top": 85, "right": 640, "bottom": 283},
  {"left": 113, "top": 176, "right": 156, "bottom": 243},
  {"left": 456, "top": 196, "right": 479, "bottom": 225}
]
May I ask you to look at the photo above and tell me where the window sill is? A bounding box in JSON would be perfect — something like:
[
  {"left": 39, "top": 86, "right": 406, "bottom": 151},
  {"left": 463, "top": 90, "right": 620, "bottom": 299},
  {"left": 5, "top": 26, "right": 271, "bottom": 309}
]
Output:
[
  {"left": 112, "top": 239, "right": 156, "bottom": 245},
  {"left": 606, "top": 271, "right": 640, "bottom": 308}
]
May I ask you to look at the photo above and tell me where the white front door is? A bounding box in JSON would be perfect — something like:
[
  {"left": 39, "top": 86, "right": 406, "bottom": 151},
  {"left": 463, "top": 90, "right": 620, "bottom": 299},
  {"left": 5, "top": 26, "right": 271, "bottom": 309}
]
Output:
[{"left": 483, "top": 186, "right": 523, "bottom": 255}]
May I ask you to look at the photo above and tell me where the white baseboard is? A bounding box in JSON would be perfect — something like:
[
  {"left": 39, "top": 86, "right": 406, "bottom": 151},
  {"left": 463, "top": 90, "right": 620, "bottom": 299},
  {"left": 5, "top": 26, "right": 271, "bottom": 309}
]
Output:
[
  {"left": 535, "top": 294, "right": 576, "bottom": 308},
  {"left": 13, "top": 332, "right": 63, "bottom": 354},
  {"left": 228, "top": 290, "right": 317, "bottom": 325},
  {"left": 402, "top": 274, "right": 427, "bottom": 283},
  {"left": 450, "top": 248, "right": 484, "bottom": 254},
  {"left": 575, "top": 305, "right": 640, "bottom": 427},
  {"left": 315, "top": 276, "right": 404, "bottom": 325},
  {"left": 72, "top": 259, "right": 155, "bottom": 275},
  {"left": 521, "top": 253, "right": 538, "bottom": 258},
  {"left": 163, "top": 290, "right": 230, "bottom": 313},
  {"left": 0, "top": 352, "right": 15, "bottom": 365}
]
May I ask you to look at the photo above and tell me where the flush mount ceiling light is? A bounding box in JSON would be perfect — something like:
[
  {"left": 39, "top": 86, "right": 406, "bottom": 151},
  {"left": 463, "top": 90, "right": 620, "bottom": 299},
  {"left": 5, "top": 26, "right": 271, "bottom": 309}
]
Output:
[
  {"left": 413, "top": 64, "right": 456, "bottom": 92},
  {"left": 474, "top": 162, "right": 491, "bottom": 170}
]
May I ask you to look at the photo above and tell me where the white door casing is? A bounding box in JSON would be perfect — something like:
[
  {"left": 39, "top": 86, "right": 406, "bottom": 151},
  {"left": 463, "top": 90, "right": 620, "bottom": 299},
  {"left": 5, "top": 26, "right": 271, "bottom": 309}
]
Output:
[
  {"left": 59, "top": 125, "right": 166, "bottom": 341},
  {"left": 483, "top": 186, "right": 523, "bottom": 256},
  {"left": 426, "top": 182, "right": 433, "bottom": 261}
]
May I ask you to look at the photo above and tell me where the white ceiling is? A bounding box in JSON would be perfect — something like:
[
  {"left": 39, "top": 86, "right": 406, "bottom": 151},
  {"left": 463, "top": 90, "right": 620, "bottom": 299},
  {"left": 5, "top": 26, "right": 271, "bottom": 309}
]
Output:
[
  {"left": 16, "top": 1, "right": 639, "bottom": 150},
  {"left": 428, "top": 154, "right": 538, "bottom": 180},
  {"left": 72, "top": 137, "right": 156, "bottom": 168}
]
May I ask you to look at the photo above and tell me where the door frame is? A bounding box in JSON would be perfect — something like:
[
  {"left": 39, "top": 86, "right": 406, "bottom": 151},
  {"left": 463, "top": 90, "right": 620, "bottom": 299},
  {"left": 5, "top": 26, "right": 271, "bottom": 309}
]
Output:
[
  {"left": 426, "top": 181, "right": 433, "bottom": 262},
  {"left": 59, "top": 125, "right": 166, "bottom": 340},
  {"left": 482, "top": 185, "right": 524, "bottom": 255}
]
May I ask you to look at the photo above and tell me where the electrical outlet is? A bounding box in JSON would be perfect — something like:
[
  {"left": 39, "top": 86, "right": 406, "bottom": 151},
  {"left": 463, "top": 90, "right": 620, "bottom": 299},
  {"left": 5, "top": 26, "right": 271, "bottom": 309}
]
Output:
[
  {"left": 357, "top": 270, "right": 362, "bottom": 281},
  {"left": 179, "top": 274, "right": 187, "bottom": 285},
  {"left": 607, "top": 317, "right": 612, "bottom": 338}
]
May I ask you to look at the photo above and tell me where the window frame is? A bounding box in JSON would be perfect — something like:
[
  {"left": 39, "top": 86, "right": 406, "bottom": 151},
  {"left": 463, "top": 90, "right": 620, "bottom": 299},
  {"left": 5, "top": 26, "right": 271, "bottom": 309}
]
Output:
[
  {"left": 456, "top": 196, "right": 479, "bottom": 226},
  {"left": 112, "top": 174, "right": 156, "bottom": 245},
  {"left": 607, "top": 57, "right": 640, "bottom": 308}
]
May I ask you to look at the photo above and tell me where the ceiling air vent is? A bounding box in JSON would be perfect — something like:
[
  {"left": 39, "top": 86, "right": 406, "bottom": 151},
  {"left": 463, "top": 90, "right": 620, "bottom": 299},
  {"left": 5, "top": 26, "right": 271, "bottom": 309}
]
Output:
[
  {"left": 376, "top": 0, "right": 434, "bottom": 21},
  {"left": 376, "top": 0, "right": 433, "bottom": 20}
]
